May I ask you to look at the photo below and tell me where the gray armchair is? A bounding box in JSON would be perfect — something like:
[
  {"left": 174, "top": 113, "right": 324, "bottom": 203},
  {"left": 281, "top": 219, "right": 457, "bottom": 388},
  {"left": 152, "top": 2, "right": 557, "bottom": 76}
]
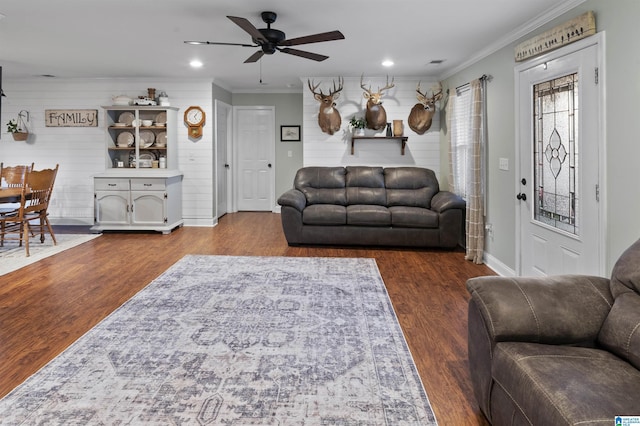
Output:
[{"left": 466, "top": 238, "right": 640, "bottom": 425}]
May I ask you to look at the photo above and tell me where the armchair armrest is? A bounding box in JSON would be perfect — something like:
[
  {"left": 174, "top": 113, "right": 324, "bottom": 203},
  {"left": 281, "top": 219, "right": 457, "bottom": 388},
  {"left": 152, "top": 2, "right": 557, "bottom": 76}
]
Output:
[
  {"left": 467, "top": 275, "right": 613, "bottom": 345},
  {"left": 431, "top": 191, "right": 465, "bottom": 213},
  {"left": 277, "top": 189, "right": 306, "bottom": 212}
]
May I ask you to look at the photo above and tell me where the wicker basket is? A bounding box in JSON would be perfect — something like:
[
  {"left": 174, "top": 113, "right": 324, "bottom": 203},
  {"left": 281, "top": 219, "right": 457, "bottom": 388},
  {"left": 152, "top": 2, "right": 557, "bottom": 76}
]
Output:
[{"left": 12, "top": 132, "right": 29, "bottom": 141}]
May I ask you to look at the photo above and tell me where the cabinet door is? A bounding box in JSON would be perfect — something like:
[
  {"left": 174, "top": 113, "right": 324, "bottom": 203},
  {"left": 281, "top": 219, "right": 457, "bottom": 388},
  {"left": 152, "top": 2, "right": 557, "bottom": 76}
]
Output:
[
  {"left": 95, "top": 191, "right": 129, "bottom": 225},
  {"left": 131, "top": 191, "right": 166, "bottom": 225}
]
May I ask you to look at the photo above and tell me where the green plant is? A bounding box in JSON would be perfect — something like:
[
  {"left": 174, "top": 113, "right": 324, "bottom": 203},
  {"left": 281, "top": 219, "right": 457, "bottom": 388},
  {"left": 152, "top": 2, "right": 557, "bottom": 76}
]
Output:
[
  {"left": 6, "top": 119, "right": 21, "bottom": 133},
  {"left": 348, "top": 116, "right": 366, "bottom": 129}
]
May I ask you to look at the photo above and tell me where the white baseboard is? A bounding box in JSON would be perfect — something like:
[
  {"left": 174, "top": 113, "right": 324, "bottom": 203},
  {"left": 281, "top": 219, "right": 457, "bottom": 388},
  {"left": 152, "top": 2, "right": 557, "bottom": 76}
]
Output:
[
  {"left": 183, "top": 218, "right": 218, "bottom": 227},
  {"left": 50, "top": 217, "right": 94, "bottom": 226},
  {"left": 483, "top": 252, "right": 516, "bottom": 277}
]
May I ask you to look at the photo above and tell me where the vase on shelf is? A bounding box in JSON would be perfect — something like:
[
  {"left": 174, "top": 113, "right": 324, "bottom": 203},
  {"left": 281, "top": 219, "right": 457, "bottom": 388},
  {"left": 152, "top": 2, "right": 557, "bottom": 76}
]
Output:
[{"left": 393, "top": 120, "right": 404, "bottom": 137}]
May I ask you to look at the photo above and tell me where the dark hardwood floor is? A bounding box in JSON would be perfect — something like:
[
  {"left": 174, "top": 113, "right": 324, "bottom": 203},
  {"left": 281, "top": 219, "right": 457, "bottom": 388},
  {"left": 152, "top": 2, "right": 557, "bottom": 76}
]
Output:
[{"left": 0, "top": 212, "right": 493, "bottom": 425}]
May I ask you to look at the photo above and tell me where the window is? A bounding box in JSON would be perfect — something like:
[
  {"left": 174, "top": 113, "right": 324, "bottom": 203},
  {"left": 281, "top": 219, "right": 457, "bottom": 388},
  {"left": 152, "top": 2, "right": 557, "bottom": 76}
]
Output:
[{"left": 449, "top": 85, "right": 484, "bottom": 201}]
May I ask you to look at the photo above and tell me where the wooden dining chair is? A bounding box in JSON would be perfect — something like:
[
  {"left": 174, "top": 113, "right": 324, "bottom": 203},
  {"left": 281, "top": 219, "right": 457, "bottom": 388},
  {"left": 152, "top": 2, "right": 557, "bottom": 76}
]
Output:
[
  {"left": 0, "top": 163, "right": 34, "bottom": 187},
  {"left": 0, "top": 165, "right": 59, "bottom": 256}
]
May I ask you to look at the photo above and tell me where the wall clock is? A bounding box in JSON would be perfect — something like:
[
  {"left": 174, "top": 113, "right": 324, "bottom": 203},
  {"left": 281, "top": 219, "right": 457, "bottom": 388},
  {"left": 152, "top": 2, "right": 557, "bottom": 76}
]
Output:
[{"left": 184, "top": 106, "right": 206, "bottom": 138}]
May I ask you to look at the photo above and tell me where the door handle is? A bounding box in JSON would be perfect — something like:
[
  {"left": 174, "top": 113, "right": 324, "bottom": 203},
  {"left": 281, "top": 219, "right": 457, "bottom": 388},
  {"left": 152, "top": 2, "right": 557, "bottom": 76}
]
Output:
[
  {"left": 224, "top": 163, "right": 230, "bottom": 169},
  {"left": 268, "top": 163, "right": 272, "bottom": 168},
  {"left": 521, "top": 178, "right": 527, "bottom": 185},
  {"left": 517, "top": 193, "right": 527, "bottom": 201}
]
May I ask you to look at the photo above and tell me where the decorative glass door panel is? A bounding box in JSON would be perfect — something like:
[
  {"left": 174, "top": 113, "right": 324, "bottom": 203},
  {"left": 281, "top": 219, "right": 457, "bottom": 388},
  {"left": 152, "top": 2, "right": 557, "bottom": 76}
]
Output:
[{"left": 533, "top": 73, "right": 579, "bottom": 236}]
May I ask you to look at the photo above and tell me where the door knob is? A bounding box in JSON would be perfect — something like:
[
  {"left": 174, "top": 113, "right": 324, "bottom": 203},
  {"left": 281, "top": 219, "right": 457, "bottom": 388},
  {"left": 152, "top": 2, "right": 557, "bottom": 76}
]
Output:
[
  {"left": 268, "top": 163, "right": 272, "bottom": 168},
  {"left": 517, "top": 193, "right": 527, "bottom": 201},
  {"left": 224, "top": 163, "right": 230, "bottom": 169},
  {"left": 521, "top": 178, "right": 527, "bottom": 185}
]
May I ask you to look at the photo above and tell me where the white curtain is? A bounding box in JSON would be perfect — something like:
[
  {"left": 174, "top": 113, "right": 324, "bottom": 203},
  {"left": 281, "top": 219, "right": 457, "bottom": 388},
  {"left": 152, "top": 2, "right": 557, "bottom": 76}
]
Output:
[{"left": 447, "top": 78, "right": 486, "bottom": 264}]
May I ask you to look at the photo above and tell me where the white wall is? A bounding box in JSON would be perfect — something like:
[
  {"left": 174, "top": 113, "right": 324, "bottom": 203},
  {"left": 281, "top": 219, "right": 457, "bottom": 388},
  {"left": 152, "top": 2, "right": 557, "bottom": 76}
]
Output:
[
  {"left": 0, "top": 78, "right": 215, "bottom": 226},
  {"left": 303, "top": 77, "right": 443, "bottom": 176}
]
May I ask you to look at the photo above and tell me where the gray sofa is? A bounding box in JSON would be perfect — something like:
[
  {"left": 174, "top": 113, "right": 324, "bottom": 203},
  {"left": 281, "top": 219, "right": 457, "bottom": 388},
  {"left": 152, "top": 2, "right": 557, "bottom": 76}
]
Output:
[
  {"left": 466, "top": 238, "right": 640, "bottom": 425},
  {"left": 277, "top": 166, "right": 465, "bottom": 248}
]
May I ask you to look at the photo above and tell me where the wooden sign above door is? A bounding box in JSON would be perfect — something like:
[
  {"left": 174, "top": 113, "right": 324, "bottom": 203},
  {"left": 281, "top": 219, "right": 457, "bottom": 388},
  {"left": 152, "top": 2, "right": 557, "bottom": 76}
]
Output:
[{"left": 515, "top": 11, "right": 596, "bottom": 62}]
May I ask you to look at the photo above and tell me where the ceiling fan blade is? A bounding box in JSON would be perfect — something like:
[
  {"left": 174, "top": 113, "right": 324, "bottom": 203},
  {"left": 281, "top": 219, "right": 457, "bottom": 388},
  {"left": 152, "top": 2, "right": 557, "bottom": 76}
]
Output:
[
  {"left": 227, "top": 16, "right": 268, "bottom": 43},
  {"left": 184, "top": 41, "right": 257, "bottom": 47},
  {"left": 244, "top": 50, "right": 265, "bottom": 63},
  {"left": 279, "top": 48, "right": 329, "bottom": 62},
  {"left": 280, "top": 30, "right": 345, "bottom": 47}
]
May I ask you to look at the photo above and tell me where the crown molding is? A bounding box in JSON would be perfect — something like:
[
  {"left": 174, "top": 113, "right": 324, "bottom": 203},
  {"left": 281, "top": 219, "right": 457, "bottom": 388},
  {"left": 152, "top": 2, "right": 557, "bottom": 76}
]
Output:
[{"left": 439, "top": 0, "right": 588, "bottom": 80}]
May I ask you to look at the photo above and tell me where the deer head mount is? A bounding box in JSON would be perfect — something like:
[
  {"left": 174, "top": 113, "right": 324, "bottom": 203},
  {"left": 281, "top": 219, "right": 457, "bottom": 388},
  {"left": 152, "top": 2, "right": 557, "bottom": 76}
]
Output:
[
  {"left": 407, "top": 82, "right": 443, "bottom": 135},
  {"left": 308, "top": 77, "right": 344, "bottom": 135},
  {"left": 360, "top": 74, "right": 395, "bottom": 131}
]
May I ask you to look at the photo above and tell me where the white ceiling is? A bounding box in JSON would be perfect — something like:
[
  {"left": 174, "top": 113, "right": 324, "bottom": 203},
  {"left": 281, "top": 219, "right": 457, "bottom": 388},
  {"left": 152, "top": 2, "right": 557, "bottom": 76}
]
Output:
[{"left": 0, "top": 0, "right": 583, "bottom": 92}]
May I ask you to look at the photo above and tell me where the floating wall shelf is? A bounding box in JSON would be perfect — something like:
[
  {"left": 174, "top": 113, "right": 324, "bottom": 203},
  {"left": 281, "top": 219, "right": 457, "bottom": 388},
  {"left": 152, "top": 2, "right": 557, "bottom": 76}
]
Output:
[{"left": 351, "top": 136, "right": 409, "bottom": 155}]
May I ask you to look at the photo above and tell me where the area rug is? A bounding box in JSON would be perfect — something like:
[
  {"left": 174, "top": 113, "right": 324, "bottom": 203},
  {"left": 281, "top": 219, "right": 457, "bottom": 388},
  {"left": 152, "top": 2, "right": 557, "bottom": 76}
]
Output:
[
  {"left": 0, "top": 255, "right": 437, "bottom": 425},
  {"left": 0, "top": 233, "right": 101, "bottom": 276}
]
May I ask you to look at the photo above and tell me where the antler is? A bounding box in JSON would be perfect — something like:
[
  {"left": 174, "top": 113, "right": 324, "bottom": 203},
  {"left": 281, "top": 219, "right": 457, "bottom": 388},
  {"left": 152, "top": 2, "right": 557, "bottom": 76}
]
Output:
[
  {"left": 360, "top": 74, "right": 373, "bottom": 96},
  {"left": 379, "top": 75, "right": 395, "bottom": 93},
  {"left": 330, "top": 76, "right": 344, "bottom": 96},
  {"left": 416, "top": 81, "right": 426, "bottom": 97},
  {"left": 307, "top": 79, "right": 324, "bottom": 97}
]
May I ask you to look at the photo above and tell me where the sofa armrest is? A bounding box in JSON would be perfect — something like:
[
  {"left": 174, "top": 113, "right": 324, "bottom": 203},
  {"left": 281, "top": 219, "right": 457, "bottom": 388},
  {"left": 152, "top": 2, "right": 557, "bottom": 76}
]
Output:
[
  {"left": 431, "top": 191, "right": 465, "bottom": 213},
  {"left": 467, "top": 275, "right": 613, "bottom": 345},
  {"left": 277, "top": 189, "right": 306, "bottom": 212}
]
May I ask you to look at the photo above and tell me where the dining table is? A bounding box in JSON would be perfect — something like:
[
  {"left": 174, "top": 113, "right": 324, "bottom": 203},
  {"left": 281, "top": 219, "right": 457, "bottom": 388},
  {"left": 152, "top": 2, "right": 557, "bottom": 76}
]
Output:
[{"left": 0, "top": 187, "right": 29, "bottom": 204}]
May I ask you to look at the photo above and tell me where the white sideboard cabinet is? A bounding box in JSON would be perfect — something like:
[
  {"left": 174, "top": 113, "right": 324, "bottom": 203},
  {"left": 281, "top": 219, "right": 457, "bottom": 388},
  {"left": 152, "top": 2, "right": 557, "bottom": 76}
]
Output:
[{"left": 92, "top": 172, "right": 183, "bottom": 234}]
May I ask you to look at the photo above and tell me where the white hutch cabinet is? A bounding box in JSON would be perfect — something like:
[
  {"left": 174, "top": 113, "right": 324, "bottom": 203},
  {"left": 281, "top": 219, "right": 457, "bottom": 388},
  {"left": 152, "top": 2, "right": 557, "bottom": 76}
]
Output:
[{"left": 91, "top": 106, "right": 183, "bottom": 234}]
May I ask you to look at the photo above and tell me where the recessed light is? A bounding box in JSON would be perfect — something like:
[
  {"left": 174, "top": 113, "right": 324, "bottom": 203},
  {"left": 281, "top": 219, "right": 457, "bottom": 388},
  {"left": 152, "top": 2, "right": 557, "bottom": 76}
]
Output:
[
  {"left": 190, "top": 60, "right": 203, "bottom": 68},
  {"left": 382, "top": 60, "right": 394, "bottom": 67}
]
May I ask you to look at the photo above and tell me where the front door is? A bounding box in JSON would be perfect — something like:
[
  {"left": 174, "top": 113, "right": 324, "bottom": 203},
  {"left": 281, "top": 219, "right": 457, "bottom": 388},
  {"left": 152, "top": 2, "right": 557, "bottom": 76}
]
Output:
[
  {"left": 516, "top": 35, "right": 604, "bottom": 276},
  {"left": 233, "top": 106, "right": 275, "bottom": 211}
]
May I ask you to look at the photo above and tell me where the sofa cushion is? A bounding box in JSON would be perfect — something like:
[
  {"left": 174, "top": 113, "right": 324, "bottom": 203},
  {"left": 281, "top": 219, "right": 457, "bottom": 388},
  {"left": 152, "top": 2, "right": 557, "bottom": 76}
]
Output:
[
  {"left": 492, "top": 342, "right": 640, "bottom": 425},
  {"left": 384, "top": 167, "right": 439, "bottom": 209},
  {"left": 389, "top": 206, "right": 438, "bottom": 228},
  {"left": 346, "top": 205, "right": 390, "bottom": 226},
  {"left": 295, "top": 167, "right": 347, "bottom": 205},
  {"left": 597, "top": 292, "right": 640, "bottom": 370},
  {"left": 302, "top": 204, "right": 346, "bottom": 225},
  {"left": 609, "top": 238, "right": 640, "bottom": 298},
  {"left": 345, "top": 167, "right": 386, "bottom": 206}
]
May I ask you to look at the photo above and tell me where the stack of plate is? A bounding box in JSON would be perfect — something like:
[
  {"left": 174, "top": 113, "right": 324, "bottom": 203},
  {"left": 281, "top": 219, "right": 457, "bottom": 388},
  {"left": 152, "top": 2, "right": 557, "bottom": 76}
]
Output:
[
  {"left": 116, "top": 132, "right": 134, "bottom": 147},
  {"left": 138, "top": 130, "right": 155, "bottom": 148},
  {"left": 155, "top": 132, "right": 167, "bottom": 147}
]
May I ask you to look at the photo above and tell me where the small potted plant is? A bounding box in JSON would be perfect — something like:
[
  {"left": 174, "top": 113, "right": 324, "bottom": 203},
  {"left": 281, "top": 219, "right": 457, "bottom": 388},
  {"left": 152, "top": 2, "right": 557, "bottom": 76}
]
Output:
[
  {"left": 349, "top": 116, "right": 366, "bottom": 136},
  {"left": 6, "top": 113, "right": 29, "bottom": 141}
]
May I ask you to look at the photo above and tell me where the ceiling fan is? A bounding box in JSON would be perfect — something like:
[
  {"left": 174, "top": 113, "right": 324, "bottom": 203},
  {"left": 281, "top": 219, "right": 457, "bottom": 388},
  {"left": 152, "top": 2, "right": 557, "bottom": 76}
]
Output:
[{"left": 184, "top": 11, "right": 345, "bottom": 63}]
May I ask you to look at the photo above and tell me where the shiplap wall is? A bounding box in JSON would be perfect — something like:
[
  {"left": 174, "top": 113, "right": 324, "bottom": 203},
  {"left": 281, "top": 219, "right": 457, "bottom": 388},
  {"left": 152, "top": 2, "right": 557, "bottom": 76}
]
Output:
[
  {"left": 303, "top": 76, "right": 442, "bottom": 172},
  {"left": 0, "top": 79, "right": 214, "bottom": 226}
]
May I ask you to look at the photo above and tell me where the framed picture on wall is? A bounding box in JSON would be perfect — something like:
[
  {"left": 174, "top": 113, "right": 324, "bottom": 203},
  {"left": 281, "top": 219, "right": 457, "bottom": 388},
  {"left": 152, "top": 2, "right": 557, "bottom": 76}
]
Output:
[{"left": 281, "top": 125, "right": 300, "bottom": 141}]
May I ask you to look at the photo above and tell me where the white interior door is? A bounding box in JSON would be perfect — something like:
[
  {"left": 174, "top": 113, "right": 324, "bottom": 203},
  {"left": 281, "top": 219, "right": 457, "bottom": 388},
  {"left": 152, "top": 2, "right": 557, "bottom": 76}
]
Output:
[
  {"left": 233, "top": 106, "right": 275, "bottom": 211},
  {"left": 516, "top": 36, "right": 604, "bottom": 276},
  {"left": 215, "top": 100, "right": 231, "bottom": 218}
]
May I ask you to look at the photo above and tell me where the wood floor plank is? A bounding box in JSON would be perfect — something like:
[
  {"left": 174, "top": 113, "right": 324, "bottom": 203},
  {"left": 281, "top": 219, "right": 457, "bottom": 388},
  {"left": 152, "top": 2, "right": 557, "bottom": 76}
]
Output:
[{"left": 0, "top": 212, "right": 493, "bottom": 425}]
